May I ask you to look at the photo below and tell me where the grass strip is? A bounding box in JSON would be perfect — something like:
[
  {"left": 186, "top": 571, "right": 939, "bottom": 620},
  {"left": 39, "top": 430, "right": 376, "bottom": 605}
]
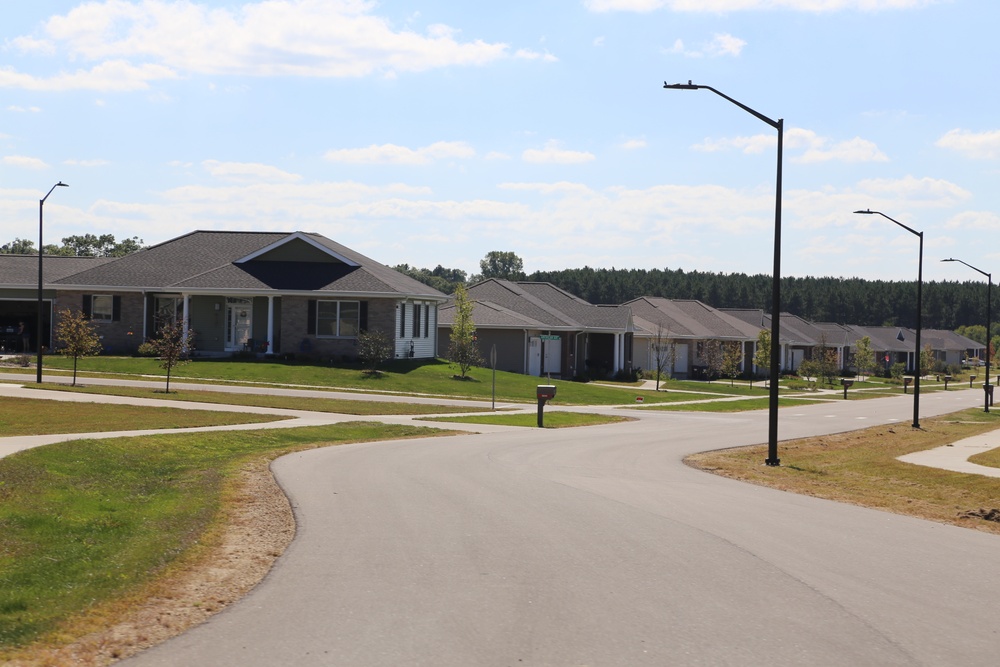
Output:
[
  {"left": 0, "top": 396, "right": 284, "bottom": 437},
  {"left": 419, "top": 412, "right": 633, "bottom": 428},
  {"left": 686, "top": 408, "right": 1000, "bottom": 534},
  {"left": 0, "top": 422, "right": 451, "bottom": 652},
  {"left": 636, "top": 397, "right": 825, "bottom": 412},
  {"left": 32, "top": 384, "right": 493, "bottom": 416}
]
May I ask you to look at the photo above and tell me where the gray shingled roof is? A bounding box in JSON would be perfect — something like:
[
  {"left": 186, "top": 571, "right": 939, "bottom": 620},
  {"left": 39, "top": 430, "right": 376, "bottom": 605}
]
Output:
[
  {"left": 439, "top": 279, "right": 631, "bottom": 332},
  {"left": 0, "top": 255, "right": 114, "bottom": 287},
  {"left": 627, "top": 297, "right": 761, "bottom": 340},
  {"left": 44, "top": 230, "right": 444, "bottom": 299}
]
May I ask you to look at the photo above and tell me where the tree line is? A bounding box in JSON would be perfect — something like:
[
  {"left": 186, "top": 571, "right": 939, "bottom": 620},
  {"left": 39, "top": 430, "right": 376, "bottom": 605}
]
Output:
[
  {"left": 0, "top": 234, "right": 143, "bottom": 258},
  {"left": 395, "top": 253, "right": 997, "bottom": 338}
]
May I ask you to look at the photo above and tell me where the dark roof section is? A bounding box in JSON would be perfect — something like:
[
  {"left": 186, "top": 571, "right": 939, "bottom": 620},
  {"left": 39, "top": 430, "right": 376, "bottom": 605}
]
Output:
[
  {"left": 0, "top": 255, "right": 115, "bottom": 287},
  {"left": 47, "top": 230, "right": 445, "bottom": 299},
  {"left": 439, "top": 279, "right": 631, "bottom": 331},
  {"left": 627, "top": 297, "right": 762, "bottom": 340}
]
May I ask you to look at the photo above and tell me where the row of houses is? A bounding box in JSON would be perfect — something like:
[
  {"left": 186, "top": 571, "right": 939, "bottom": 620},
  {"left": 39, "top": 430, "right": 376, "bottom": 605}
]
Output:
[
  {"left": 0, "top": 229, "right": 984, "bottom": 379},
  {"left": 437, "top": 280, "right": 984, "bottom": 380}
]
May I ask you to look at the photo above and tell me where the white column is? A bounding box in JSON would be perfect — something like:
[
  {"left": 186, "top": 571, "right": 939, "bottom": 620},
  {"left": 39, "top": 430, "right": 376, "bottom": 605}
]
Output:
[{"left": 266, "top": 296, "right": 275, "bottom": 355}]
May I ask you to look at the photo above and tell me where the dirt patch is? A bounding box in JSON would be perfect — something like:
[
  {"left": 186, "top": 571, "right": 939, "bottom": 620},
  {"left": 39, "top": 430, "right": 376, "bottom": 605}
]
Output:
[{"left": 7, "top": 458, "right": 295, "bottom": 667}]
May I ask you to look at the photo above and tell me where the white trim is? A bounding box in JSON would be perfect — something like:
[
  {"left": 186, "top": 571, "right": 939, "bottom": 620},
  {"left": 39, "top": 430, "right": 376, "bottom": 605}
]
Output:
[{"left": 235, "top": 232, "right": 359, "bottom": 266}]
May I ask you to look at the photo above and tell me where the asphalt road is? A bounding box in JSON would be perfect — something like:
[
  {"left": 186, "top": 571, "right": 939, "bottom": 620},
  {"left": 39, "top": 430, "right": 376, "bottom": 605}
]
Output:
[{"left": 107, "top": 386, "right": 1000, "bottom": 666}]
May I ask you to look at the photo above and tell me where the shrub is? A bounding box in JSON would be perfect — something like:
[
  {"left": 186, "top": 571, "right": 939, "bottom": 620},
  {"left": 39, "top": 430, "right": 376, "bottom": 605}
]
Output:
[{"left": 136, "top": 341, "right": 159, "bottom": 357}]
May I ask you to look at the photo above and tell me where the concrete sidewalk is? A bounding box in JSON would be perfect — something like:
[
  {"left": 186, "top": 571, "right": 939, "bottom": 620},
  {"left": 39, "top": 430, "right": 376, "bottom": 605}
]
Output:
[{"left": 899, "top": 431, "right": 1000, "bottom": 477}]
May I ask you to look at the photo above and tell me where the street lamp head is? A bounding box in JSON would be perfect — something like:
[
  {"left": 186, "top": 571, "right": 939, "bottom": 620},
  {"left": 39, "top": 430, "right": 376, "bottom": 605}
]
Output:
[
  {"left": 853, "top": 209, "right": 874, "bottom": 215},
  {"left": 56, "top": 182, "right": 68, "bottom": 187},
  {"left": 663, "top": 81, "right": 698, "bottom": 90}
]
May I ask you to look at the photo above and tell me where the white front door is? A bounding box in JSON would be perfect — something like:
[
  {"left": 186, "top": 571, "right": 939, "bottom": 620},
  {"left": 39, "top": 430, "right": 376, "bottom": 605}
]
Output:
[
  {"left": 543, "top": 338, "right": 562, "bottom": 375},
  {"left": 528, "top": 337, "right": 542, "bottom": 376},
  {"left": 227, "top": 301, "right": 253, "bottom": 351}
]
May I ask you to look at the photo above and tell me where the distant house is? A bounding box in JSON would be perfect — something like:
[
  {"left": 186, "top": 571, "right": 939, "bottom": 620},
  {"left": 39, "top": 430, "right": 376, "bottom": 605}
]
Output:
[
  {"left": 0, "top": 230, "right": 447, "bottom": 359},
  {"left": 627, "top": 297, "right": 761, "bottom": 379},
  {"left": 437, "top": 279, "right": 632, "bottom": 378}
]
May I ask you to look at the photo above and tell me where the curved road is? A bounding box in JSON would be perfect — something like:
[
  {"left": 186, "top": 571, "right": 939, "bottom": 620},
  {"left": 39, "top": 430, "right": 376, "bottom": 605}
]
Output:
[{"left": 104, "top": 386, "right": 1000, "bottom": 666}]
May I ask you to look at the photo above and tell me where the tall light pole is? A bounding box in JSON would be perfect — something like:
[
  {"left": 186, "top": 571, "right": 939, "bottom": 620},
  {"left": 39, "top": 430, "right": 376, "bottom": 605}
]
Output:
[
  {"left": 942, "top": 257, "right": 992, "bottom": 412},
  {"left": 855, "top": 209, "right": 922, "bottom": 428},
  {"left": 37, "top": 181, "right": 69, "bottom": 384},
  {"left": 664, "top": 81, "right": 783, "bottom": 466}
]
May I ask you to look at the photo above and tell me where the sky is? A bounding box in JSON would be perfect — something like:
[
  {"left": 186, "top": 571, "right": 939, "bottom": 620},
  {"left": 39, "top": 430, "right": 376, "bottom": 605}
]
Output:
[{"left": 2, "top": 0, "right": 999, "bottom": 286}]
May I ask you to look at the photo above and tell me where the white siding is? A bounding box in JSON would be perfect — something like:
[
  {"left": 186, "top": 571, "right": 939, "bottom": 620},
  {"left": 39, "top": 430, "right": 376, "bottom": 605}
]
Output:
[{"left": 395, "top": 300, "right": 438, "bottom": 359}]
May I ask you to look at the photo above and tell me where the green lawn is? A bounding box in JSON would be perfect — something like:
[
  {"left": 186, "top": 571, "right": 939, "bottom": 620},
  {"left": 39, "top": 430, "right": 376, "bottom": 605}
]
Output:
[
  {"left": 33, "top": 384, "right": 495, "bottom": 416},
  {"left": 0, "top": 422, "right": 452, "bottom": 652},
  {"left": 0, "top": 396, "right": 285, "bottom": 436}
]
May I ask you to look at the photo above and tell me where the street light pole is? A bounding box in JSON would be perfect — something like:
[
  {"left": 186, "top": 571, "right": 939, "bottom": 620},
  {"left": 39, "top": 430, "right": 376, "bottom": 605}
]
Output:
[
  {"left": 942, "top": 258, "right": 992, "bottom": 412},
  {"left": 854, "top": 209, "right": 922, "bottom": 428},
  {"left": 37, "top": 181, "right": 69, "bottom": 384},
  {"left": 664, "top": 81, "right": 783, "bottom": 466}
]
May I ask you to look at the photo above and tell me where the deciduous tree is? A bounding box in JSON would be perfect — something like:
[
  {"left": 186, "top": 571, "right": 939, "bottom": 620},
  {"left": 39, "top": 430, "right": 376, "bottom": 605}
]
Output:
[
  {"left": 448, "top": 283, "right": 483, "bottom": 379},
  {"left": 54, "top": 309, "right": 103, "bottom": 386},
  {"left": 149, "top": 321, "right": 195, "bottom": 393}
]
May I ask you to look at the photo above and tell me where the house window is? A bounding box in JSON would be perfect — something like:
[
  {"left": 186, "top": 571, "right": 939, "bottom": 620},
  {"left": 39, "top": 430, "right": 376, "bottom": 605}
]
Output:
[
  {"left": 153, "top": 296, "right": 181, "bottom": 332},
  {"left": 91, "top": 295, "right": 114, "bottom": 321},
  {"left": 316, "top": 300, "right": 360, "bottom": 338}
]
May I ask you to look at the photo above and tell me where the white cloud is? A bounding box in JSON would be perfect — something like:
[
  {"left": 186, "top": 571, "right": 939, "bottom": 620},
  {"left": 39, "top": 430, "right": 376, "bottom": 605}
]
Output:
[
  {"left": 64, "top": 159, "right": 111, "bottom": 167},
  {"left": 936, "top": 129, "right": 1000, "bottom": 159},
  {"left": 7, "top": 105, "right": 42, "bottom": 113},
  {"left": 664, "top": 33, "right": 745, "bottom": 58},
  {"left": 514, "top": 49, "right": 559, "bottom": 62},
  {"left": 855, "top": 175, "right": 970, "bottom": 206},
  {"left": 944, "top": 210, "right": 1000, "bottom": 230},
  {"left": 2, "top": 155, "right": 49, "bottom": 170},
  {"left": 3, "top": 0, "right": 526, "bottom": 91},
  {"left": 485, "top": 151, "right": 512, "bottom": 160},
  {"left": 202, "top": 160, "right": 302, "bottom": 183},
  {"left": 620, "top": 138, "right": 647, "bottom": 150},
  {"left": 587, "top": 0, "right": 937, "bottom": 12},
  {"left": 693, "top": 127, "right": 888, "bottom": 163},
  {"left": 522, "top": 141, "right": 596, "bottom": 164},
  {"left": 324, "top": 141, "right": 475, "bottom": 165},
  {"left": 593, "top": 36, "right": 606, "bottom": 47}
]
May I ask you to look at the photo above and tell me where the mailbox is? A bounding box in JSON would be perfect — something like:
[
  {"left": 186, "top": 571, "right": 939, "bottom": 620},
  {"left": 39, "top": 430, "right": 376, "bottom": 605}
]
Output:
[
  {"left": 536, "top": 384, "right": 556, "bottom": 427},
  {"left": 904, "top": 377, "right": 913, "bottom": 394},
  {"left": 840, "top": 378, "right": 854, "bottom": 399},
  {"left": 537, "top": 385, "right": 557, "bottom": 401}
]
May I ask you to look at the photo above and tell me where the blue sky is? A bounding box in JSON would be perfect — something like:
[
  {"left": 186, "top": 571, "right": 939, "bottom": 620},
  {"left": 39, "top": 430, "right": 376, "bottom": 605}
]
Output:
[{"left": 2, "top": 0, "right": 998, "bottom": 286}]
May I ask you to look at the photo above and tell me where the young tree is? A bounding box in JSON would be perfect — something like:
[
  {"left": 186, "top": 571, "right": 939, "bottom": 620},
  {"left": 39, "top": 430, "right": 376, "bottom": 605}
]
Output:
[
  {"left": 920, "top": 343, "right": 935, "bottom": 378},
  {"left": 447, "top": 283, "right": 483, "bottom": 379},
  {"left": 54, "top": 309, "right": 103, "bottom": 386},
  {"left": 721, "top": 341, "right": 743, "bottom": 386},
  {"left": 753, "top": 329, "right": 772, "bottom": 385},
  {"left": 853, "top": 335, "right": 876, "bottom": 381},
  {"left": 149, "top": 321, "right": 195, "bottom": 393},
  {"left": 651, "top": 322, "right": 677, "bottom": 391},
  {"left": 813, "top": 335, "right": 839, "bottom": 386},
  {"left": 702, "top": 339, "right": 723, "bottom": 380},
  {"left": 357, "top": 329, "right": 393, "bottom": 375}
]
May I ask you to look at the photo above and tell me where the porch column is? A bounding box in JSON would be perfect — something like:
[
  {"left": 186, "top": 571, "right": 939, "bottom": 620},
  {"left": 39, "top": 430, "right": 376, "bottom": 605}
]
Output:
[
  {"left": 182, "top": 294, "right": 191, "bottom": 352},
  {"left": 266, "top": 296, "right": 275, "bottom": 355},
  {"left": 613, "top": 333, "right": 622, "bottom": 374}
]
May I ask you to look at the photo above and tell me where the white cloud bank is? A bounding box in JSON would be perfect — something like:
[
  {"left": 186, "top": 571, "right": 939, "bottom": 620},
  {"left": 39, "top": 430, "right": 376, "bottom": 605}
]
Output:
[
  {"left": 3, "top": 0, "right": 541, "bottom": 91},
  {"left": 586, "top": 0, "right": 938, "bottom": 12},
  {"left": 665, "top": 34, "right": 747, "bottom": 58},
  {"left": 693, "top": 127, "right": 889, "bottom": 163},
  {"left": 324, "top": 141, "right": 476, "bottom": 165},
  {"left": 936, "top": 129, "right": 1000, "bottom": 160}
]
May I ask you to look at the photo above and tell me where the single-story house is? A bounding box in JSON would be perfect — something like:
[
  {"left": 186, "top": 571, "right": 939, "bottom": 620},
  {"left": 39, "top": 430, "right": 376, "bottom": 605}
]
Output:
[
  {"left": 0, "top": 230, "right": 447, "bottom": 360},
  {"left": 627, "top": 297, "right": 762, "bottom": 379},
  {"left": 437, "top": 279, "right": 633, "bottom": 378}
]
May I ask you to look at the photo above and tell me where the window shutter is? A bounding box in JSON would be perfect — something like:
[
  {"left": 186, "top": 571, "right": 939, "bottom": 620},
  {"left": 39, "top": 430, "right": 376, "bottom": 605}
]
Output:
[
  {"left": 423, "top": 304, "right": 429, "bottom": 338},
  {"left": 307, "top": 300, "right": 317, "bottom": 335},
  {"left": 400, "top": 303, "right": 406, "bottom": 338},
  {"left": 112, "top": 296, "right": 122, "bottom": 322},
  {"left": 359, "top": 301, "right": 368, "bottom": 332},
  {"left": 82, "top": 294, "right": 92, "bottom": 318}
]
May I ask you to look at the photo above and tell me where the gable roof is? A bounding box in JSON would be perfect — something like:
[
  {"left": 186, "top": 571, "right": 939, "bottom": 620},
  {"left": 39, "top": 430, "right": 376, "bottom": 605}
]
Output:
[
  {"left": 438, "top": 279, "right": 631, "bottom": 332},
  {"left": 627, "top": 297, "right": 761, "bottom": 340},
  {"left": 45, "top": 230, "right": 445, "bottom": 299}
]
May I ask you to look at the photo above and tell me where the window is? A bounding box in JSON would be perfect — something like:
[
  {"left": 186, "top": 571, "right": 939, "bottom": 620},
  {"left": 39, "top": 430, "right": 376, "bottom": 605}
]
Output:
[
  {"left": 412, "top": 302, "right": 421, "bottom": 338},
  {"left": 91, "top": 295, "right": 114, "bottom": 321},
  {"left": 316, "top": 300, "right": 360, "bottom": 337},
  {"left": 153, "top": 296, "right": 181, "bottom": 332}
]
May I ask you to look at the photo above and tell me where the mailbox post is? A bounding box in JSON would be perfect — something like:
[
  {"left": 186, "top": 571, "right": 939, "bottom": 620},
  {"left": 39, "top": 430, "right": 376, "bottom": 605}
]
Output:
[
  {"left": 840, "top": 378, "right": 854, "bottom": 400},
  {"left": 536, "top": 384, "right": 556, "bottom": 428},
  {"left": 943, "top": 375, "right": 952, "bottom": 390},
  {"left": 904, "top": 377, "right": 913, "bottom": 394}
]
